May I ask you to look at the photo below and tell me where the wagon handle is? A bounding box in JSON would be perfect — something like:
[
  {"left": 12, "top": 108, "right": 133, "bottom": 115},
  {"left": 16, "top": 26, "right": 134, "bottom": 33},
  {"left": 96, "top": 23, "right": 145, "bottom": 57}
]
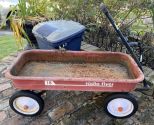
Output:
[
  {"left": 100, "top": 3, "right": 149, "bottom": 88},
  {"left": 100, "top": 3, "right": 109, "bottom": 14}
]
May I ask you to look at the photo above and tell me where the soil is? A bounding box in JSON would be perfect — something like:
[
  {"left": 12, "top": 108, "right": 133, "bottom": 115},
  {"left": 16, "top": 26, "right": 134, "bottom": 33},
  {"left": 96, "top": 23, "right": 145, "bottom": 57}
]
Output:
[{"left": 18, "top": 61, "right": 132, "bottom": 79}]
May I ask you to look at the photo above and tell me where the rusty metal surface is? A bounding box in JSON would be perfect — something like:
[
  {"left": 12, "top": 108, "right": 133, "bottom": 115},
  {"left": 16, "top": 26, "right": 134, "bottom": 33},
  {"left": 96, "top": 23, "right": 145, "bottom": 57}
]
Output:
[
  {"left": 5, "top": 50, "right": 144, "bottom": 92},
  {"left": 18, "top": 62, "right": 132, "bottom": 79}
]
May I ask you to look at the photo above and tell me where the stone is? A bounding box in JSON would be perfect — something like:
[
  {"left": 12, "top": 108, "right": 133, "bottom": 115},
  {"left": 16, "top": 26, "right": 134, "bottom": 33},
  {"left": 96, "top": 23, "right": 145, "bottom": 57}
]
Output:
[
  {"left": 43, "top": 97, "right": 58, "bottom": 113},
  {"left": 48, "top": 101, "right": 74, "bottom": 121},
  {"left": 1, "top": 56, "right": 14, "bottom": 62},
  {"left": 0, "top": 83, "right": 12, "bottom": 92},
  {"left": 72, "top": 104, "right": 96, "bottom": 119},
  {"left": 142, "top": 66, "right": 153, "bottom": 77},
  {"left": 70, "top": 92, "right": 93, "bottom": 107},
  {"left": 128, "top": 117, "right": 141, "bottom": 125},
  {"left": 29, "top": 116, "right": 50, "bottom": 125},
  {"left": 56, "top": 117, "right": 77, "bottom": 125},
  {"left": 114, "top": 119, "right": 124, "bottom": 125},
  {"left": 131, "top": 91, "right": 143, "bottom": 101},
  {"left": 2, "top": 88, "right": 15, "bottom": 97},
  {"left": 125, "top": 119, "right": 134, "bottom": 125},
  {"left": 87, "top": 112, "right": 112, "bottom": 125},
  {"left": 0, "top": 64, "right": 7, "bottom": 73},
  {"left": 76, "top": 119, "right": 88, "bottom": 125},
  {"left": 7, "top": 108, "right": 17, "bottom": 118},
  {"left": 73, "top": 91, "right": 83, "bottom": 96},
  {"left": 9, "top": 53, "right": 18, "bottom": 57},
  {"left": 1, "top": 115, "right": 33, "bottom": 125},
  {"left": 146, "top": 71, "right": 154, "bottom": 85},
  {"left": 46, "top": 91, "right": 62, "bottom": 99},
  {"left": 0, "top": 78, "right": 11, "bottom": 84},
  {"left": 0, "top": 99, "right": 9, "bottom": 110},
  {"left": 56, "top": 92, "right": 75, "bottom": 105},
  {"left": 0, "top": 111, "right": 7, "bottom": 122},
  {"left": 0, "top": 93, "right": 3, "bottom": 100}
]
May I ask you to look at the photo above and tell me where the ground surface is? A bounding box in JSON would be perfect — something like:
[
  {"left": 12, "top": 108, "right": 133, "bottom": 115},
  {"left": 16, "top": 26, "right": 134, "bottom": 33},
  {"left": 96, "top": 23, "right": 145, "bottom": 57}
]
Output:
[
  {"left": 0, "top": 33, "right": 24, "bottom": 59},
  {"left": 0, "top": 51, "right": 154, "bottom": 125},
  {"left": 0, "top": 33, "right": 154, "bottom": 125}
]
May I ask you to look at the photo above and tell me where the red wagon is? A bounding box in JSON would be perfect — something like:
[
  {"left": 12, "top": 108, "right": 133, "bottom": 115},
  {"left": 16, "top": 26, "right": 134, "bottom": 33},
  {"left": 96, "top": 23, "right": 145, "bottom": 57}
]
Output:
[{"left": 5, "top": 50, "right": 144, "bottom": 118}]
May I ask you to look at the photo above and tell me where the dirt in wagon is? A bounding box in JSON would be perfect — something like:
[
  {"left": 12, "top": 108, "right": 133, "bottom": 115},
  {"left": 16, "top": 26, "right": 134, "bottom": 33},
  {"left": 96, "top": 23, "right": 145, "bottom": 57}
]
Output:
[{"left": 18, "top": 61, "right": 132, "bottom": 79}]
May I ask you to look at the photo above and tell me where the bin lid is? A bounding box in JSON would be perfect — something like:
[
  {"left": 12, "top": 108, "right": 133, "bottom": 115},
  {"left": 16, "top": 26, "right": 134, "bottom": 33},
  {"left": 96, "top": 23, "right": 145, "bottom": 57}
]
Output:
[{"left": 32, "top": 20, "right": 85, "bottom": 43}]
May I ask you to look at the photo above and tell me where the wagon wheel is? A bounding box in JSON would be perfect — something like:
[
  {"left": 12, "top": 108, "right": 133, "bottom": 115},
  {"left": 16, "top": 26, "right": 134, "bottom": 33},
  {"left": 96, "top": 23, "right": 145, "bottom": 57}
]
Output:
[
  {"left": 103, "top": 93, "right": 138, "bottom": 119},
  {"left": 9, "top": 90, "right": 44, "bottom": 117}
]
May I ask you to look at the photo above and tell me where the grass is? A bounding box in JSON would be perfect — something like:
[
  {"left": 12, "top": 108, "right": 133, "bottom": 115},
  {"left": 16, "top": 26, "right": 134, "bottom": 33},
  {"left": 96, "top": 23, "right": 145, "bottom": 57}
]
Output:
[{"left": 0, "top": 35, "right": 25, "bottom": 60}]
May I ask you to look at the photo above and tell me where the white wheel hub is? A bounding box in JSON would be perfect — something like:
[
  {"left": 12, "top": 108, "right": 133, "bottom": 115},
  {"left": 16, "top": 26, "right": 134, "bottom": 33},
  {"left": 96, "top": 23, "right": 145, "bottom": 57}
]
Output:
[
  {"left": 13, "top": 96, "right": 40, "bottom": 115},
  {"left": 107, "top": 98, "right": 134, "bottom": 117}
]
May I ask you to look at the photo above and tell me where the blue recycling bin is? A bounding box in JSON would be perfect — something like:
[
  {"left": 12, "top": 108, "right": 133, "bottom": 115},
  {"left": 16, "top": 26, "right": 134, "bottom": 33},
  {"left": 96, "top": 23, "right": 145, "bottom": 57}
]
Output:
[{"left": 32, "top": 20, "right": 85, "bottom": 50}]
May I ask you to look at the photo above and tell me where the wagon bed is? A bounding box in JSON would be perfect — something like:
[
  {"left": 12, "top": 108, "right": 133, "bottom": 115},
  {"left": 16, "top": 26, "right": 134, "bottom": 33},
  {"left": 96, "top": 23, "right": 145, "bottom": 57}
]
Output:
[
  {"left": 5, "top": 50, "right": 144, "bottom": 92},
  {"left": 18, "top": 61, "right": 132, "bottom": 79}
]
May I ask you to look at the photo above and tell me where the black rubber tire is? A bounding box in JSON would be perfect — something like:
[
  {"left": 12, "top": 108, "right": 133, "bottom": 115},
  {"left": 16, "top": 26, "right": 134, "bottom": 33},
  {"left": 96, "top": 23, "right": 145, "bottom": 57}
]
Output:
[
  {"left": 103, "top": 93, "right": 138, "bottom": 119},
  {"left": 9, "top": 90, "right": 44, "bottom": 117}
]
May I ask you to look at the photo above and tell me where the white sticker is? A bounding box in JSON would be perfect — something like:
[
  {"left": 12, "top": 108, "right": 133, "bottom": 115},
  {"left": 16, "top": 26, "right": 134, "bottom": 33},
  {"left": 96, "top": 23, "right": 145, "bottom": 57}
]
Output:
[
  {"left": 45, "top": 81, "right": 56, "bottom": 86},
  {"left": 85, "top": 82, "right": 114, "bottom": 87},
  {"left": 44, "top": 81, "right": 113, "bottom": 87}
]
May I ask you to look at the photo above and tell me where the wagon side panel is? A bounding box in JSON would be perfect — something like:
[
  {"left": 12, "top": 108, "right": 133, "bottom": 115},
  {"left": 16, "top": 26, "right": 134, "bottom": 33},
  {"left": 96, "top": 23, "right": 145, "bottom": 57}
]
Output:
[{"left": 12, "top": 79, "right": 136, "bottom": 92}]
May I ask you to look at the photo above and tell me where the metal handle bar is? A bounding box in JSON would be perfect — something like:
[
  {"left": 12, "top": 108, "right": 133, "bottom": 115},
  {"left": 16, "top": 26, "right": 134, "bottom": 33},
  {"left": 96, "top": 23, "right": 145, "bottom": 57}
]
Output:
[
  {"left": 128, "top": 42, "right": 139, "bottom": 47},
  {"left": 100, "top": 3, "right": 149, "bottom": 88}
]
